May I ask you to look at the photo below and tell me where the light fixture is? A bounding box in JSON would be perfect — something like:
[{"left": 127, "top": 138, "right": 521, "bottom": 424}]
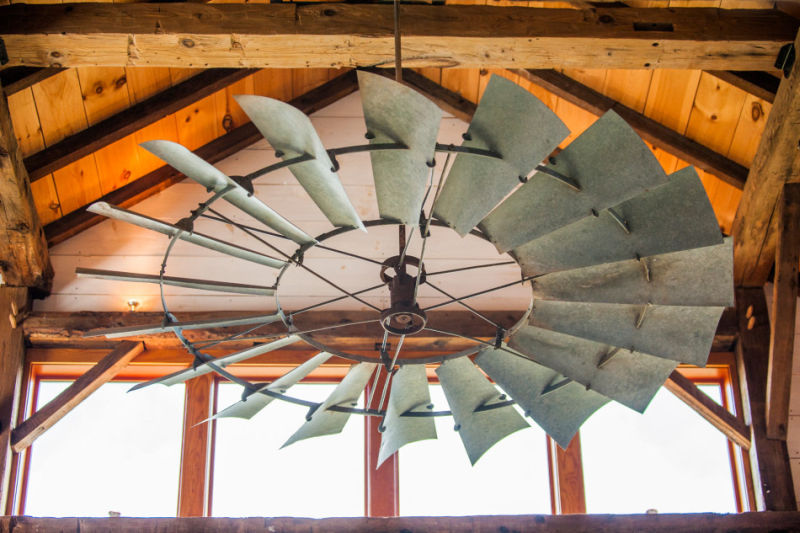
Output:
[
  {"left": 75, "top": 70, "right": 732, "bottom": 465},
  {"left": 126, "top": 299, "right": 140, "bottom": 312}
]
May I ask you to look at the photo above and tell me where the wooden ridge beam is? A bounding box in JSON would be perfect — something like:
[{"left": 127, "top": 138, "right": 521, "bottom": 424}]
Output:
[
  {"left": 10, "top": 340, "right": 143, "bottom": 453},
  {"left": 0, "top": 79, "right": 52, "bottom": 289},
  {"left": 732, "top": 29, "right": 800, "bottom": 287},
  {"left": 0, "top": 5, "right": 797, "bottom": 70},
  {"left": 42, "top": 69, "right": 359, "bottom": 246},
  {"left": 765, "top": 182, "right": 800, "bottom": 439},
  {"left": 24, "top": 68, "right": 256, "bottom": 182},
  {"left": 515, "top": 68, "right": 748, "bottom": 190},
  {"left": 664, "top": 369, "right": 750, "bottom": 450}
]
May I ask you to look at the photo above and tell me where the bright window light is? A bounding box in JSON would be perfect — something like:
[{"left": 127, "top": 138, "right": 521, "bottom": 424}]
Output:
[
  {"left": 212, "top": 382, "right": 365, "bottom": 518},
  {"left": 399, "top": 384, "right": 551, "bottom": 516},
  {"left": 24, "top": 381, "right": 185, "bottom": 517},
  {"left": 580, "top": 384, "right": 737, "bottom": 514}
]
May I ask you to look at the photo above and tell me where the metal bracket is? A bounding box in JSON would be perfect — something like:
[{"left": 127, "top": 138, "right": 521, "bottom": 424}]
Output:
[
  {"left": 635, "top": 302, "right": 652, "bottom": 329},
  {"left": 776, "top": 43, "right": 796, "bottom": 78},
  {"left": 494, "top": 327, "right": 506, "bottom": 349},
  {"left": 597, "top": 347, "right": 620, "bottom": 369},
  {"left": 305, "top": 403, "right": 321, "bottom": 421},
  {"left": 541, "top": 376, "right": 572, "bottom": 397},
  {"left": 536, "top": 165, "right": 581, "bottom": 192},
  {"left": 607, "top": 208, "right": 631, "bottom": 234},
  {"left": 327, "top": 150, "right": 340, "bottom": 172},
  {"left": 0, "top": 38, "right": 7, "bottom": 66},
  {"left": 637, "top": 253, "right": 651, "bottom": 282},
  {"left": 230, "top": 175, "right": 255, "bottom": 197},
  {"left": 175, "top": 217, "right": 194, "bottom": 233}
]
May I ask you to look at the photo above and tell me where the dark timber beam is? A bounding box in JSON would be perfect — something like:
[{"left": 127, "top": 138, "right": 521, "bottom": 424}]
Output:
[
  {"left": 24, "top": 68, "right": 257, "bottom": 182},
  {"left": 0, "top": 79, "right": 52, "bottom": 289},
  {"left": 732, "top": 29, "right": 800, "bottom": 287},
  {"left": 736, "top": 288, "right": 796, "bottom": 511},
  {"left": 765, "top": 183, "right": 800, "bottom": 440},
  {"left": 515, "top": 68, "right": 748, "bottom": 190},
  {"left": 42, "top": 69, "right": 359, "bottom": 246},
  {"left": 10, "top": 340, "right": 144, "bottom": 453},
  {"left": 0, "top": 5, "right": 796, "bottom": 70}
]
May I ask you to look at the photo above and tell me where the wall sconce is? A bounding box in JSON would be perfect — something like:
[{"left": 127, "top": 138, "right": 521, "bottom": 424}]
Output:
[{"left": 127, "top": 299, "right": 140, "bottom": 312}]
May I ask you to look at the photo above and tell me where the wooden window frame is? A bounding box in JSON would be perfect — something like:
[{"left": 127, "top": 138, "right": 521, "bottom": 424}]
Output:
[{"left": 9, "top": 350, "right": 753, "bottom": 517}]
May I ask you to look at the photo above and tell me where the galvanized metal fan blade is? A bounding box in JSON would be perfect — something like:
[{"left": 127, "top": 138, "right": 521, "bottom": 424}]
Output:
[
  {"left": 232, "top": 96, "right": 364, "bottom": 231},
  {"left": 513, "top": 167, "right": 723, "bottom": 276},
  {"left": 480, "top": 111, "right": 668, "bottom": 253},
  {"left": 283, "top": 362, "right": 377, "bottom": 447},
  {"left": 85, "top": 312, "right": 283, "bottom": 339},
  {"left": 131, "top": 336, "right": 300, "bottom": 390},
  {"left": 357, "top": 71, "right": 441, "bottom": 225},
  {"left": 141, "top": 140, "right": 315, "bottom": 244},
  {"left": 528, "top": 300, "right": 724, "bottom": 366},
  {"left": 531, "top": 239, "right": 733, "bottom": 307},
  {"left": 436, "top": 357, "right": 529, "bottom": 465},
  {"left": 87, "top": 202, "right": 286, "bottom": 269},
  {"left": 508, "top": 325, "right": 676, "bottom": 413},
  {"left": 474, "top": 347, "right": 610, "bottom": 449},
  {"left": 214, "top": 351, "right": 333, "bottom": 420},
  {"left": 377, "top": 364, "right": 437, "bottom": 467},
  {"left": 434, "top": 75, "right": 569, "bottom": 236},
  {"left": 75, "top": 268, "right": 276, "bottom": 296}
]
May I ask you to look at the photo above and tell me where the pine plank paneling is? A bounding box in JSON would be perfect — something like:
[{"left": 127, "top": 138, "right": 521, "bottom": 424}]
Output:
[
  {"left": 602, "top": 70, "right": 653, "bottom": 113},
  {"left": 77, "top": 67, "right": 131, "bottom": 126},
  {"left": 29, "top": 176, "right": 62, "bottom": 226},
  {"left": 51, "top": 155, "right": 102, "bottom": 215},
  {"left": 685, "top": 72, "right": 747, "bottom": 155},
  {"left": 134, "top": 116, "right": 180, "bottom": 175},
  {"left": 94, "top": 135, "right": 142, "bottom": 195},
  {"left": 643, "top": 69, "right": 701, "bottom": 134},
  {"left": 6, "top": 88, "right": 44, "bottom": 157},
  {"left": 175, "top": 93, "right": 220, "bottom": 151},
  {"left": 728, "top": 94, "right": 771, "bottom": 167},
  {"left": 252, "top": 69, "right": 294, "bottom": 101},
  {"left": 31, "top": 69, "right": 87, "bottom": 147},
  {"left": 441, "top": 68, "right": 481, "bottom": 103},
  {"left": 125, "top": 67, "right": 172, "bottom": 104}
]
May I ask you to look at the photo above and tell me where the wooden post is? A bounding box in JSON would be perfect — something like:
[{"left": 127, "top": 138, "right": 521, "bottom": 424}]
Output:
[
  {"left": 550, "top": 436, "right": 586, "bottom": 514},
  {"left": 364, "top": 370, "right": 399, "bottom": 517},
  {"left": 766, "top": 182, "right": 800, "bottom": 439},
  {"left": 0, "top": 288, "right": 28, "bottom": 512},
  {"left": 177, "top": 374, "right": 214, "bottom": 517},
  {"left": 735, "top": 288, "right": 796, "bottom": 511}
]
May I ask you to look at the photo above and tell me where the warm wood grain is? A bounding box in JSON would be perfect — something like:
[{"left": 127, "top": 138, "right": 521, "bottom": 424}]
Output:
[
  {"left": 664, "top": 369, "right": 750, "bottom": 449},
  {"left": 9, "top": 340, "right": 144, "bottom": 453},
  {"left": 766, "top": 183, "right": 800, "bottom": 440},
  {"left": 177, "top": 373, "right": 213, "bottom": 517},
  {"left": 51, "top": 155, "right": 101, "bottom": 215},
  {"left": 736, "top": 288, "right": 796, "bottom": 511},
  {"left": 706, "top": 71, "right": 778, "bottom": 104},
  {"left": 0, "top": 5, "right": 796, "bottom": 70},
  {"left": 0, "top": 67, "right": 64, "bottom": 96},
  {"left": 6, "top": 88, "right": 44, "bottom": 157},
  {"left": 732, "top": 29, "right": 800, "bottom": 287},
  {"left": 516, "top": 68, "right": 748, "bottom": 189},
  {"left": 2, "top": 513, "right": 800, "bottom": 532},
  {"left": 77, "top": 67, "right": 131, "bottom": 126},
  {"left": 28, "top": 176, "right": 61, "bottom": 226},
  {"left": 553, "top": 436, "right": 586, "bottom": 514},
  {"left": 364, "top": 371, "right": 399, "bottom": 517},
  {"left": 685, "top": 72, "right": 747, "bottom": 156},
  {"left": 0, "top": 81, "right": 52, "bottom": 289},
  {"left": 30, "top": 70, "right": 87, "bottom": 147}
]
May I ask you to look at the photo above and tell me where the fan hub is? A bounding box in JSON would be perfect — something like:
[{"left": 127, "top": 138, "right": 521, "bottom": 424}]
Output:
[{"left": 380, "top": 258, "right": 427, "bottom": 335}]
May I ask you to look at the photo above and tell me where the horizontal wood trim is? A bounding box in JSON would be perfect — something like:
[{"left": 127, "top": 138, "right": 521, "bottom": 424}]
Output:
[
  {"left": 0, "top": 5, "right": 796, "bottom": 70},
  {"left": 515, "top": 68, "right": 749, "bottom": 190},
  {"left": 1, "top": 513, "right": 800, "bottom": 532},
  {"left": 664, "top": 370, "right": 750, "bottom": 450},
  {"left": 42, "top": 69, "right": 359, "bottom": 246},
  {"left": 24, "top": 68, "right": 257, "bottom": 182},
  {"left": 10, "top": 340, "right": 143, "bottom": 453}
]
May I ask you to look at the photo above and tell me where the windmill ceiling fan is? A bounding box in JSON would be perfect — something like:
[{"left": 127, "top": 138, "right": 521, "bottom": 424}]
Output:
[{"left": 77, "top": 70, "right": 732, "bottom": 466}]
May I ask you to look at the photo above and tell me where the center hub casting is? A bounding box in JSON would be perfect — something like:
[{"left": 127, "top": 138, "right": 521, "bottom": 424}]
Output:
[{"left": 379, "top": 255, "right": 427, "bottom": 335}]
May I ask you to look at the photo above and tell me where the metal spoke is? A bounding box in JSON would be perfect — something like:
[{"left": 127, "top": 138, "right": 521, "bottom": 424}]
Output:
[
  {"left": 414, "top": 151, "right": 452, "bottom": 300},
  {"left": 425, "top": 261, "right": 516, "bottom": 277},
  {"left": 366, "top": 330, "right": 390, "bottom": 409},
  {"left": 426, "top": 283, "right": 499, "bottom": 328},
  {"left": 290, "top": 282, "right": 387, "bottom": 316},
  {"left": 423, "top": 274, "right": 540, "bottom": 312},
  {"left": 378, "top": 334, "right": 404, "bottom": 412}
]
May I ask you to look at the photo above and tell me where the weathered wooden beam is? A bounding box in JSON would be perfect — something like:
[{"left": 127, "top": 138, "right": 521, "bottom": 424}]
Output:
[
  {"left": 24, "top": 68, "right": 256, "bottom": 182},
  {"left": 9, "top": 340, "right": 143, "bottom": 453},
  {"left": 732, "top": 29, "right": 800, "bottom": 287},
  {"left": 2, "top": 512, "right": 800, "bottom": 532},
  {"left": 664, "top": 370, "right": 750, "bottom": 450},
  {"left": 766, "top": 182, "right": 800, "bottom": 439},
  {"left": 42, "top": 69, "right": 359, "bottom": 246},
  {"left": 0, "top": 288, "right": 27, "bottom": 512},
  {"left": 177, "top": 374, "right": 213, "bottom": 518},
  {"left": 515, "top": 68, "right": 749, "bottom": 190},
  {"left": 735, "top": 288, "right": 796, "bottom": 511},
  {"left": 706, "top": 71, "right": 778, "bottom": 104},
  {"left": 0, "top": 79, "right": 52, "bottom": 290},
  {"left": 0, "top": 66, "right": 64, "bottom": 96},
  {"left": 0, "top": 5, "right": 796, "bottom": 70}
]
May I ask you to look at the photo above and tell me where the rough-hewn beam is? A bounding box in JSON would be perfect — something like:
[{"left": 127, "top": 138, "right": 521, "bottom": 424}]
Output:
[
  {"left": 1, "top": 513, "right": 800, "bottom": 532},
  {"left": 42, "top": 69, "right": 359, "bottom": 246},
  {"left": 0, "top": 67, "right": 64, "bottom": 96},
  {"left": 0, "top": 5, "right": 796, "bottom": 70},
  {"left": 664, "top": 369, "right": 750, "bottom": 450},
  {"left": 766, "top": 182, "right": 800, "bottom": 440},
  {"left": 25, "top": 68, "right": 256, "bottom": 182},
  {"left": 515, "top": 68, "right": 748, "bottom": 190},
  {"left": 732, "top": 29, "right": 800, "bottom": 287},
  {"left": 0, "top": 80, "right": 52, "bottom": 289},
  {"left": 706, "top": 71, "right": 778, "bottom": 104},
  {"left": 10, "top": 340, "right": 143, "bottom": 453},
  {"left": 735, "top": 288, "right": 796, "bottom": 511}
]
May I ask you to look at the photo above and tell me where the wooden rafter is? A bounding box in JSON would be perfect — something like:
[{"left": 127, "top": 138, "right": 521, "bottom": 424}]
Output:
[
  {"left": 765, "top": 182, "right": 800, "bottom": 440},
  {"left": 10, "top": 340, "right": 143, "bottom": 454},
  {"left": 732, "top": 29, "right": 800, "bottom": 287},
  {"left": 0, "top": 79, "right": 51, "bottom": 290},
  {"left": 24, "top": 68, "right": 257, "bottom": 182},
  {"left": 42, "top": 69, "right": 359, "bottom": 246},
  {"left": 0, "top": 5, "right": 796, "bottom": 70},
  {"left": 514, "top": 69, "right": 748, "bottom": 190}
]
